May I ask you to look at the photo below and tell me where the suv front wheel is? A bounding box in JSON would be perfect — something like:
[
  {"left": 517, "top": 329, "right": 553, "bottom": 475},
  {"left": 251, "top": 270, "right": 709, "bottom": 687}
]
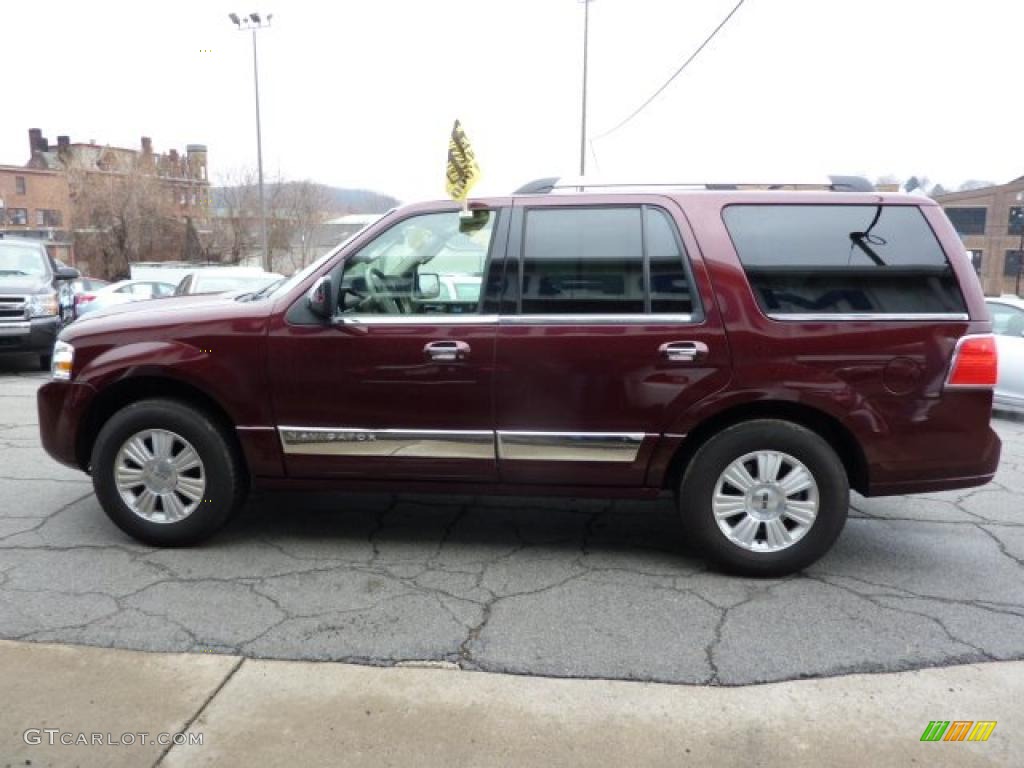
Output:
[
  {"left": 679, "top": 419, "right": 849, "bottom": 577},
  {"left": 91, "top": 399, "right": 246, "bottom": 546}
]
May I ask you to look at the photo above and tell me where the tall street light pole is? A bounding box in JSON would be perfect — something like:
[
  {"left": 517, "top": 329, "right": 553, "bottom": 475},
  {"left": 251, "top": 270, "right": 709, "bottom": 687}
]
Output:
[
  {"left": 230, "top": 12, "right": 273, "bottom": 272},
  {"left": 579, "top": 0, "right": 593, "bottom": 177}
]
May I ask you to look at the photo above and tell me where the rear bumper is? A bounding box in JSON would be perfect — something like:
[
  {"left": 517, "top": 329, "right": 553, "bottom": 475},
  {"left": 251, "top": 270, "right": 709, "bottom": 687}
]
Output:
[
  {"left": 37, "top": 378, "right": 96, "bottom": 471},
  {"left": 865, "top": 423, "right": 1001, "bottom": 496},
  {"left": 0, "top": 316, "right": 60, "bottom": 356}
]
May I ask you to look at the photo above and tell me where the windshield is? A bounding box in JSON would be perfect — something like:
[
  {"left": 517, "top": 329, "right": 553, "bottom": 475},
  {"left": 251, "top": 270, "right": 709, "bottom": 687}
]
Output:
[{"left": 0, "top": 244, "right": 48, "bottom": 277}]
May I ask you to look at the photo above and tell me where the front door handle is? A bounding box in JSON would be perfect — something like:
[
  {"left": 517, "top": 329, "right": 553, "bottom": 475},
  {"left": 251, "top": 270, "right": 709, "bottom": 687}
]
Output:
[
  {"left": 424, "top": 340, "right": 471, "bottom": 362},
  {"left": 659, "top": 341, "right": 709, "bottom": 362}
]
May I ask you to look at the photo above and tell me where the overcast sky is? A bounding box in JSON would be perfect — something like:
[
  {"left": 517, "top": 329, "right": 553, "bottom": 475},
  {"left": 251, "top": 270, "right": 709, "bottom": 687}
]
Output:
[{"left": 1, "top": 0, "right": 1020, "bottom": 202}]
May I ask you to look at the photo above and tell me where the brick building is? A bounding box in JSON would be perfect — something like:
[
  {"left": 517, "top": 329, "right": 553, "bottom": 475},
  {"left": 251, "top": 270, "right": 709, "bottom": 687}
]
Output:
[
  {"left": 934, "top": 176, "right": 1024, "bottom": 296},
  {"left": 0, "top": 164, "right": 73, "bottom": 263},
  {"left": 0, "top": 129, "right": 210, "bottom": 271}
]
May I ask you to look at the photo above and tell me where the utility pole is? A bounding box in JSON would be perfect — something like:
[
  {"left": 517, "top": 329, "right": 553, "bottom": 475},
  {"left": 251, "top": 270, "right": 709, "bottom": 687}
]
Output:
[
  {"left": 1016, "top": 192, "right": 1024, "bottom": 297},
  {"left": 579, "top": 0, "right": 593, "bottom": 177},
  {"left": 230, "top": 12, "right": 273, "bottom": 272}
]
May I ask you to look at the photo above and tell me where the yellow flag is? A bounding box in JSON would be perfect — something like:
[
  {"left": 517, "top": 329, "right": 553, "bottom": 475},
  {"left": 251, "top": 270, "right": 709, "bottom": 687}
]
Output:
[{"left": 445, "top": 120, "right": 481, "bottom": 202}]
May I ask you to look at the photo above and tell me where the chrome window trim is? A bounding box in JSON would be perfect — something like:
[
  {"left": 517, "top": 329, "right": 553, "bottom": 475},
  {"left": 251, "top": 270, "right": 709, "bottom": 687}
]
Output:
[
  {"left": 278, "top": 426, "right": 495, "bottom": 459},
  {"left": 337, "top": 315, "right": 498, "bottom": 326},
  {"left": 334, "top": 313, "right": 697, "bottom": 326},
  {"left": 496, "top": 431, "right": 648, "bottom": 463},
  {"left": 500, "top": 313, "right": 695, "bottom": 325},
  {"left": 766, "top": 313, "right": 970, "bottom": 322}
]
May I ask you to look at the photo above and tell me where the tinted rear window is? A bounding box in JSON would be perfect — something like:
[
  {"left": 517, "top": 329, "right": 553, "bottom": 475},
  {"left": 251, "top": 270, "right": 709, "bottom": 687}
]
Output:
[{"left": 723, "top": 204, "right": 966, "bottom": 315}]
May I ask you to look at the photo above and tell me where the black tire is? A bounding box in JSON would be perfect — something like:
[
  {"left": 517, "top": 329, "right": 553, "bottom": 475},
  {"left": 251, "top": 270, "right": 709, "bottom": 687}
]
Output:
[
  {"left": 678, "top": 419, "right": 849, "bottom": 577},
  {"left": 91, "top": 398, "right": 246, "bottom": 546},
  {"left": 39, "top": 353, "right": 52, "bottom": 371}
]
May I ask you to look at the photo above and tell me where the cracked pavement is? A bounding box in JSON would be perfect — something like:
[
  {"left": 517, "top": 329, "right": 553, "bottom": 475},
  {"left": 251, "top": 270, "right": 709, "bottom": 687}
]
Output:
[{"left": 2, "top": 356, "right": 1024, "bottom": 685}]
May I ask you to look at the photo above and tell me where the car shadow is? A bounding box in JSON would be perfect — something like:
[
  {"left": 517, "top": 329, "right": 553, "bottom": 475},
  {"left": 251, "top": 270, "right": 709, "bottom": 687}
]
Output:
[{"left": 219, "top": 489, "right": 701, "bottom": 562}]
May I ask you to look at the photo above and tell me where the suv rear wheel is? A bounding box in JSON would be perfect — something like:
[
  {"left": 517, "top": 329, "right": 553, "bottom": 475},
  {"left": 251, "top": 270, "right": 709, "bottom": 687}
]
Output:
[
  {"left": 91, "top": 399, "right": 246, "bottom": 546},
  {"left": 679, "top": 419, "right": 848, "bottom": 577}
]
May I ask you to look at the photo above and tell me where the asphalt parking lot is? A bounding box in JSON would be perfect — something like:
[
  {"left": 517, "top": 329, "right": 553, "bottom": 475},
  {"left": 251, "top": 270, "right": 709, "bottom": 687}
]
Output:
[{"left": 2, "top": 354, "right": 1023, "bottom": 686}]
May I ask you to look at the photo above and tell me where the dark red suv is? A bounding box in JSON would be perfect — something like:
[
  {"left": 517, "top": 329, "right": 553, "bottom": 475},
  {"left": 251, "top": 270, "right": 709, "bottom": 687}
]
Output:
[{"left": 37, "top": 177, "right": 1001, "bottom": 576}]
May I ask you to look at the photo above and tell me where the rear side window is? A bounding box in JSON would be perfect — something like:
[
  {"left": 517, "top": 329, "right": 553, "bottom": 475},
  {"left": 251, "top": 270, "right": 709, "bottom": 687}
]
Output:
[
  {"left": 723, "top": 205, "right": 966, "bottom": 316},
  {"left": 520, "top": 206, "right": 695, "bottom": 315}
]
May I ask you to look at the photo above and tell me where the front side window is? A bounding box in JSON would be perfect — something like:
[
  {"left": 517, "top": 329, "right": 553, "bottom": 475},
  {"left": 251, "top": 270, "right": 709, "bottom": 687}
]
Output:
[
  {"left": 519, "top": 206, "right": 695, "bottom": 315},
  {"left": 723, "top": 204, "right": 966, "bottom": 315},
  {"left": 339, "top": 210, "right": 496, "bottom": 316}
]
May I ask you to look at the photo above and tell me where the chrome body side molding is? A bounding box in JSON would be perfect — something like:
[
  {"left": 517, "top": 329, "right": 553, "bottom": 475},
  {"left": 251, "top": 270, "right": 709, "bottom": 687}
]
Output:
[
  {"left": 277, "top": 428, "right": 652, "bottom": 463},
  {"left": 278, "top": 427, "right": 495, "bottom": 459},
  {"left": 496, "top": 431, "right": 647, "bottom": 463}
]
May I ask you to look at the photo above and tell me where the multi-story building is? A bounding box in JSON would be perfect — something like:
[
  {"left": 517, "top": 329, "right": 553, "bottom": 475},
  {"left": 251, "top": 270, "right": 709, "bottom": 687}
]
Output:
[
  {"left": 0, "top": 129, "right": 210, "bottom": 271},
  {"left": 934, "top": 176, "right": 1024, "bottom": 296},
  {"left": 0, "top": 163, "right": 73, "bottom": 263}
]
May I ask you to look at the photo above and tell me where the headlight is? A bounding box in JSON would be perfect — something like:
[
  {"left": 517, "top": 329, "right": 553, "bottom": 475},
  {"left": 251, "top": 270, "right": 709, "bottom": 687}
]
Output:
[
  {"left": 52, "top": 340, "right": 74, "bottom": 380},
  {"left": 28, "top": 291, "right": 60, "bottom": 318}
]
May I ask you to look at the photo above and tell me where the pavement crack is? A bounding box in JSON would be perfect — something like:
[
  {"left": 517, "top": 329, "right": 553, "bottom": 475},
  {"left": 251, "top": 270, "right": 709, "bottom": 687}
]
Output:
[{"left": 154, "top": 656, "right": 244, "bottom": 767}]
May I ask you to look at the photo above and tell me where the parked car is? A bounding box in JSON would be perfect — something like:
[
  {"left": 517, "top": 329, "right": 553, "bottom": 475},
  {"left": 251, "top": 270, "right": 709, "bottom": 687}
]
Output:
[
  {"left": 38, "top": 176, "right": 1002, "bottom": 576},
  {"left": 985, "top": 296, "right": 1024, "bottom": 409},
  {"left": 0, "top": 236, "right": 78, "bottom": 370},
  {"left": 67, "top": 276, "right": 111, "bottom": 319},
  {"left": 75, "top": 280, "right": 177, "bottom": 318},
  {"left": 174, "top": 268, "right": 284, "bottom": 296}
]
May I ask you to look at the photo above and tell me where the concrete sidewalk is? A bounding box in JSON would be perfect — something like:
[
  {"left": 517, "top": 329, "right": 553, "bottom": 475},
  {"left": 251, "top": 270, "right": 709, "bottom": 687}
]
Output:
[{"left": 1, "top": 640, "right": 1018, "bottom": 767}]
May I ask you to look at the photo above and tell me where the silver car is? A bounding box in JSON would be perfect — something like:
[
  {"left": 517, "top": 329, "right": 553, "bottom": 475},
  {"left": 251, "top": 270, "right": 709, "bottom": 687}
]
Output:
[
  {"left": 75, "top": 279, "right": 176, "bottom": 317},
  {"left": 986, "top": 296, "right": 1024, "bottom": 409}
]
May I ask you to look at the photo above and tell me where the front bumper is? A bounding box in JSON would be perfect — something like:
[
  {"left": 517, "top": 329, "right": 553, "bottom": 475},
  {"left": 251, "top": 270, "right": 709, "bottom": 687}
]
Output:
[
  {"left": 0, "top": 316, "right": 60, "bottom": 356},
  {"left": 37, "top": 378, "right": 97, "bottom": 471}
]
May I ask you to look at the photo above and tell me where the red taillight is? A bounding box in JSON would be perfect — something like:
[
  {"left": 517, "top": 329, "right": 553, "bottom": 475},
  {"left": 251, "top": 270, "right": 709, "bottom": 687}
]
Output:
[
  {"left": 76, "top": 294, "right": 95, "bottom": 305},
  {"left": 946, "top": 334, "right": 998, "bottom": 388}
]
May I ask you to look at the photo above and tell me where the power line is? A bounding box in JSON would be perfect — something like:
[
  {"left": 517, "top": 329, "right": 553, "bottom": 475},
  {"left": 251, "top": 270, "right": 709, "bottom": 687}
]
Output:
[{"left": 593, "top": 0, "right": 747, "bottom": 141}]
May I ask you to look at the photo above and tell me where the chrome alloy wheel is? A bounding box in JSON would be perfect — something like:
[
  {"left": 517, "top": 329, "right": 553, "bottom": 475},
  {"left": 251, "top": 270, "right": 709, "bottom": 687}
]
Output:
[
  {"left": 711, "top": 450, "right": 819, "bottom": 553},
  {"left": 113, "top": 429, "right": 206, "bottom": 524}
]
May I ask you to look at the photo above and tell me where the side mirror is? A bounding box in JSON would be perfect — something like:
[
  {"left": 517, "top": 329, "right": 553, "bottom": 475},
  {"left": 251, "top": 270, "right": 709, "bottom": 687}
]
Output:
[
  {"left": 307, "top": 275, "right": 336, "bottom": 319},
  {"left": 55, "top": 266, "right": 80, "bottom": 281},
  {"left": 414, "top": 272, "right": 441, "bottom": 300}
]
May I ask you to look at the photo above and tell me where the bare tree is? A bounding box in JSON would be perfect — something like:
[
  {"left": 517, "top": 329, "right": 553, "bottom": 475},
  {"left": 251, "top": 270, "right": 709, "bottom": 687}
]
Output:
[
  {"left": 212, "top": 171, "right": 335, "bottom": 273},
  {"left": 66, "top": 153, "right": 185, "bottom": 279}
]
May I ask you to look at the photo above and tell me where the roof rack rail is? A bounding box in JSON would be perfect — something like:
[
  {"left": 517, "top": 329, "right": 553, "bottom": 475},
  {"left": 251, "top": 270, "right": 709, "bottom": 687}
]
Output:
[{"left": 512, "top": 175, "right": 875, "bottom": 194}]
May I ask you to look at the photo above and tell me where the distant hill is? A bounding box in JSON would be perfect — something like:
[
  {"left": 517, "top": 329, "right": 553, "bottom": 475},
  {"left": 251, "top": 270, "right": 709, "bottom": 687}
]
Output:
[{"left": 211, "top": 183, "right": 399, "bottom": 214}]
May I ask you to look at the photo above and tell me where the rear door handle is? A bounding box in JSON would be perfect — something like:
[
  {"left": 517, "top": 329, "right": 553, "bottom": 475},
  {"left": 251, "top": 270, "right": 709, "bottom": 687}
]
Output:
[
  {"left": 659, "top": 341, "right": 709, "bottom": 362},
  {"left": 424, "top": 340, "right": 471, "bottom": 362}
]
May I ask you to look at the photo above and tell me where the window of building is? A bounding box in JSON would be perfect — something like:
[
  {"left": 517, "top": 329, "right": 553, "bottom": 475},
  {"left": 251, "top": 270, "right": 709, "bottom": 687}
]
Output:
[
  {"left": 519, "top": 206, "right": 695, "bottom": 315},
  {"left": 1005, "top": 250, "right": 1024, "bottom": 277},
  {"left": 1009, "top": 207, "right": 1024, "bottom": 236},
  {"left": 945, "top": 207, "right": 987, "bottom": 236},
  {"left": 34, "top": 209, "right": 63, "bottom": 227},
  {"left": 968, "top": 250, "right": 983, "bottom": 274},
  {"left": 15, "top": 176, "right": 26, "bottom": 195},
  {"left": 7, "top": 208, "right": 28, "bottom": 226},
  {"left": 722, "top": 204, "right": 966, "bottom": 315}
]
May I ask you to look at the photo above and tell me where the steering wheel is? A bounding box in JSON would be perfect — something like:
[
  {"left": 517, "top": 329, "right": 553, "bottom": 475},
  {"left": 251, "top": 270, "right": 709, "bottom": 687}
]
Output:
[{"left": 365, "top": 267, "right": 402, "bottom": 314}]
